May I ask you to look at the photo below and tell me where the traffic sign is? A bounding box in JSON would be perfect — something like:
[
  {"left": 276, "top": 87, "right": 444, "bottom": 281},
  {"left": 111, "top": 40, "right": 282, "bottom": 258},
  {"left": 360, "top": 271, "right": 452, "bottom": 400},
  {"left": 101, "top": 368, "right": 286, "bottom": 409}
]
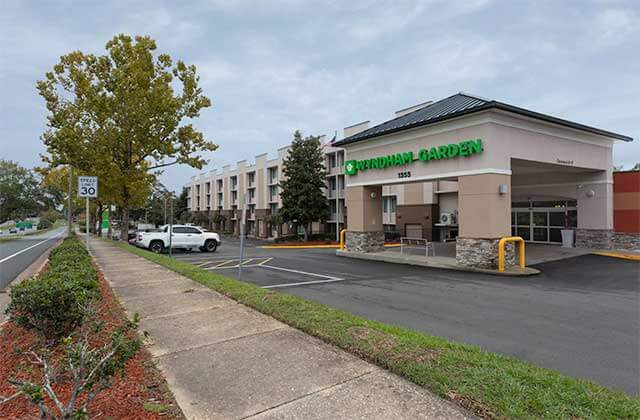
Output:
[{"left": 78, "top": 176, "right": 98, "bottom": 198}]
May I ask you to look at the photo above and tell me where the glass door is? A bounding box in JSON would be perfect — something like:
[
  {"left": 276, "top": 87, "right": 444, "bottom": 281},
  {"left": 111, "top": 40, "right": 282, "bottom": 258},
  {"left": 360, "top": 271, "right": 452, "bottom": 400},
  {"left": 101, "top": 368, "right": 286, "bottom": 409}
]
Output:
[
  {"left": 532, "top": 211, "right": 549, "bottom": 242},
  {"left": 511, "top": 206, "right": 577, "bottom": 244}
]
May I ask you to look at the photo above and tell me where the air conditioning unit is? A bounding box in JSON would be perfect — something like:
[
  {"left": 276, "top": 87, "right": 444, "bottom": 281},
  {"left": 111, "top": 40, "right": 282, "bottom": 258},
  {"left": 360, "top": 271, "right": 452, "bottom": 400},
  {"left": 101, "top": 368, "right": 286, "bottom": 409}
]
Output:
[{"left": 439, "top": 212, "right": 456, "bottom": 225}]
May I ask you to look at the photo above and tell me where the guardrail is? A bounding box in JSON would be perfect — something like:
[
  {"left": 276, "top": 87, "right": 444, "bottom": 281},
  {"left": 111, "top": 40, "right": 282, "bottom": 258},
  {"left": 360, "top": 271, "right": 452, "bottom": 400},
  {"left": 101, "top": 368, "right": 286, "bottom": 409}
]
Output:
[
  {"left": 400, "top": 237, "right": 435, "bottom": 257},
  {"left": 498, "top": 236, "right": 525, "bottom": 272}
]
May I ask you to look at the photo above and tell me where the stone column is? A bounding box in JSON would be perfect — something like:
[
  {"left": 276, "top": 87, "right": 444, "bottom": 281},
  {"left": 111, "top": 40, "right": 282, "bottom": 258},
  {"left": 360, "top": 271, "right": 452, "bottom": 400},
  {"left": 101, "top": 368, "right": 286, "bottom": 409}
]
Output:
[
  {"left": 575, "top": 171, "right": 613, "bottom": 249},
  {"left": 344, "top": 185, "right": 384, "bottom": 252},
  {"left": 456, "top": 173, "right": 515, "bottom": 268}
]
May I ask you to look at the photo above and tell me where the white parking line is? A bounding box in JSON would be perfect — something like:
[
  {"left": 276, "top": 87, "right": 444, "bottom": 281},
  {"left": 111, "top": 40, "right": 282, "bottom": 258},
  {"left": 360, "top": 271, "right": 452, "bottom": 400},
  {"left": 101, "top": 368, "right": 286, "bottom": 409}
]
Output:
[
  {"left": 259, "top": 265, "right": 347, "bottom": 289},
  {"left": 0, "top": 229, "right": 65, "bottom": 264}
]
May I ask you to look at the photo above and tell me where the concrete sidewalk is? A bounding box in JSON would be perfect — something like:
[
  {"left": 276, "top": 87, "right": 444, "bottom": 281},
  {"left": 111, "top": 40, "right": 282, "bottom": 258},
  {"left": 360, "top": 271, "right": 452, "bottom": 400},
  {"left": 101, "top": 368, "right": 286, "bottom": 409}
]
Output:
[{"left": 91, "top": 240, "right": 472, "bottom": 420}]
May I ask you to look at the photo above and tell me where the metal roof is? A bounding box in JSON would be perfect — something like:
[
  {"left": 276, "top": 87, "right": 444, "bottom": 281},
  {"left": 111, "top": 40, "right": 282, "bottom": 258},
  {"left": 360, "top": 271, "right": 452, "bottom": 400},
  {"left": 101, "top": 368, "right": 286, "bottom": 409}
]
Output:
[{"left": 334, "top": 93, "right": 633, "bottom": 146}]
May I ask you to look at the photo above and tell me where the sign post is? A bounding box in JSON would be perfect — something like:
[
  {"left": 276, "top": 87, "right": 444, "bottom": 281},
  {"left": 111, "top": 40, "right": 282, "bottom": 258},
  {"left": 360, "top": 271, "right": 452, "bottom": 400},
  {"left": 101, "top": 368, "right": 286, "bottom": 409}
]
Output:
[
  {"left": 238, "top": 192, "right": 247, "bottom": 279},
  {"left": 78, "top": 176, "right": 98, "bottom": 249}
]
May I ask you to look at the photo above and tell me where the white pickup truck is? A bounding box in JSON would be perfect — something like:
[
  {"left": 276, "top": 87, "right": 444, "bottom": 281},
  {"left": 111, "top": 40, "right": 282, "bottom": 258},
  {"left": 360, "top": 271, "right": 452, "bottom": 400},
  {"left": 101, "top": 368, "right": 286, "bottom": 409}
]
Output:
[{"left": 135, "top": 225, "right": 221, "bottom": 253}]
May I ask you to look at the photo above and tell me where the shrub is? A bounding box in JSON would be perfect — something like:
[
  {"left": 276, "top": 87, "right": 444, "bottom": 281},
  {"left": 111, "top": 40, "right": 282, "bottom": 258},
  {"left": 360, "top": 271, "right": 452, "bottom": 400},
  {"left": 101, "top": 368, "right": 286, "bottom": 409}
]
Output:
[
  {"left": 7, "top": 277, "right": 95, "bottom": 338},
  {"left": 37, "top": 219, "right": 52, "bottom": 230},
  {"left": 6, "top": 237, "right": 99, "bottom": 339}
]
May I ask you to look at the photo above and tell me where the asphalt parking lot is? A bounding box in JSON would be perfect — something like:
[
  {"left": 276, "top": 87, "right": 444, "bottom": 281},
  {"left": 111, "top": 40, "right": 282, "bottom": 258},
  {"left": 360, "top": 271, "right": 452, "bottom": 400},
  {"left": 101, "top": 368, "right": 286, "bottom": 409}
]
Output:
[{"left": 166, "top": 238, "right": 640, "bottom": 395}]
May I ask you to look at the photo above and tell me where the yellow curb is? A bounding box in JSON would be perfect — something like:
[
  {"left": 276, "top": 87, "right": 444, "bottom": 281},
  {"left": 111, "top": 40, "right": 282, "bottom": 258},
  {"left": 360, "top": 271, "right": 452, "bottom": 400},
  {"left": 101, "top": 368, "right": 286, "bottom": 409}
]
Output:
[
  {"left": 259, "top": 243, "right": 402, "bottom": 249},
  {"left": 592, "top": 251, "right": 640, "bottom": 261}
]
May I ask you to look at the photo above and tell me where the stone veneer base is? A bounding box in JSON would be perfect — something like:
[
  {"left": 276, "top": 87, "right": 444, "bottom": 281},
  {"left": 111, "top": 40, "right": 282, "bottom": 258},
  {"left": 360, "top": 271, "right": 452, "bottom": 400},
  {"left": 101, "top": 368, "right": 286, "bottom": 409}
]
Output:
[
  {"left": 345, "top": 231, "right": 385, "bottom": 253},
  {"left": 456, "top": 238, "right": 516, "bottom": 269}
]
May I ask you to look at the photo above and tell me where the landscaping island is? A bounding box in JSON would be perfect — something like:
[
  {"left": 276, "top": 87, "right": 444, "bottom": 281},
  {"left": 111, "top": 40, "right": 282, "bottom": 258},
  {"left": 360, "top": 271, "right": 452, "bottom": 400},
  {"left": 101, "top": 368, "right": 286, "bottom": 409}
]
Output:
[{"left": 0, "top": 237, "right": 183, "bottom": 419}]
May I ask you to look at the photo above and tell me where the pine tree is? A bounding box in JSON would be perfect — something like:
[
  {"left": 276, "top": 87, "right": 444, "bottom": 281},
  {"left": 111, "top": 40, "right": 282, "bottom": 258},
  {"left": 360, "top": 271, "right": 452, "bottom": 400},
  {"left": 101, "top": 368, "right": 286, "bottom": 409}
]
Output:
[{"left": 279, "top": 131, "right": 329, "bottom": 241}]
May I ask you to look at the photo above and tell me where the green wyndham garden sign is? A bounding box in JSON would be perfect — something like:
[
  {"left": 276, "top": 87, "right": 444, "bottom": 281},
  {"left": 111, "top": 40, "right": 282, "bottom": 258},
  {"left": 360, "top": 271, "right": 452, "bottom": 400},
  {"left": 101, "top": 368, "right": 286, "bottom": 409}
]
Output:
[{"left": 344, "top": 138, "right": 484, "bottom": 176}]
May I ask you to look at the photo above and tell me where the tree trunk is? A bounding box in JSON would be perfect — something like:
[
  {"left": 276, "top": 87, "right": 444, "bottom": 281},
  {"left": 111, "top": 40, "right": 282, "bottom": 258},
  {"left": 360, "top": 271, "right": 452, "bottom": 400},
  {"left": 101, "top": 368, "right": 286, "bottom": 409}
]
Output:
[
  {"left": 302, "top": 224, "right": 309, "bottom": 242},
  {"left": 107, "top": 206, "right": 112, "bottom": 238},
  {"left": 120, "top": 206, "right": 129, "bottom": 241},
  {"left": 96, "top": 203, "right": 103, "bottom": 237},
  {"left": 120, "top": 187, "right": 130, "bottom": 241}
]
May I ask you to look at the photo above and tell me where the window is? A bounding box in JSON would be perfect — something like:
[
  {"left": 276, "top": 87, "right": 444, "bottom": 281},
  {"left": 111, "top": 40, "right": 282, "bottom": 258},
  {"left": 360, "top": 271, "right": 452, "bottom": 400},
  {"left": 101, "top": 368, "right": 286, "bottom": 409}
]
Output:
[
  {"left": 383, "top": 196, "right": 397, "bottom": 213},
  {"left": 173, "top": 226, "right": 188, "bottom": 234},
  {"left": 329, "top": 154, "right": 337, "bottom": 168},
  {"left": 247, "top": 172, "right": 255, "bottom": 187},
  {"left": 231, "top": 176, "right": 238, "bottom": 190},
  {"left": 268, "top": 167, "right": 278, "bottom": 184},
  {"left": 185, "top": 227, "right": 202, "bottom": 234},
  {"left": 270, "top": 203, "right": 278, "bottom": 213},
  {"left": 248, "top": 189, "right": 255, "bottom": 202},
  {"left": 269, "top": 185, "right": 278, "bottom": 201},
  {"left": 232, "top": 190, "right": 238, "bottom": 203}
]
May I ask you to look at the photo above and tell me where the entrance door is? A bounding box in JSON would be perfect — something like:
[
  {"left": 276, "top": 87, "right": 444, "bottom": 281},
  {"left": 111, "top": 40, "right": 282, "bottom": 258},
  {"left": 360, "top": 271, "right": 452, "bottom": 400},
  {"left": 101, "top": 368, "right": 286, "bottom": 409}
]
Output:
[{"left": 511, "top": 205, "right": 577, "bottom": 243}]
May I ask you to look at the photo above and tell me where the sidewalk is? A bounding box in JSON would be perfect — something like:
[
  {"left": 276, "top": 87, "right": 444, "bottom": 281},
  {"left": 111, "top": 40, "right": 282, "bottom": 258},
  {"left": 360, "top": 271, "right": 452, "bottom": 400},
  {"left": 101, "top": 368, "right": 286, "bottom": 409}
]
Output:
[{"left": 90, "top": 239, "right": 472, "bottom": 420}]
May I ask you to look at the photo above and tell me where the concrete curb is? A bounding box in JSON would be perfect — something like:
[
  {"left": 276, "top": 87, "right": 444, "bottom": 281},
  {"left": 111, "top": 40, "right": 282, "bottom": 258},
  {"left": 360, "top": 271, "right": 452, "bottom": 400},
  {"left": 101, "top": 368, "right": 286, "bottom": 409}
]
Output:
[
  {"left": 591, "top": 251, "right": 640, "bottom": 261},
  {"left": 336, "top": 250, "right": 541, "bottom": 276}
]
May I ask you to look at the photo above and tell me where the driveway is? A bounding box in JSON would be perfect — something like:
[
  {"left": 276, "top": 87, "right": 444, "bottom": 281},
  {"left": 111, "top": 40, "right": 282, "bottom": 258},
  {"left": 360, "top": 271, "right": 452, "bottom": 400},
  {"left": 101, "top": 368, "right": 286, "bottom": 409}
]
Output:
[{"left": 168, "top": 243, "right": 639, "bottom": 395}]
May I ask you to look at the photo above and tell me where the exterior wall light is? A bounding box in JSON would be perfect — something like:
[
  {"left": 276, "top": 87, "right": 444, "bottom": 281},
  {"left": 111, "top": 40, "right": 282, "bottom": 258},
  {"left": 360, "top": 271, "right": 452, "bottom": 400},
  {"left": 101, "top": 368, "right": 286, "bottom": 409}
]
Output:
[
  {"left": 370, "top": 192, "right": 377, "bottom": 199},
  {"left": 498, "top": 184, "right": 509, "bottom": 195},
  {"left": 586, "top": 190, "right": 595, "bottom": 198}
]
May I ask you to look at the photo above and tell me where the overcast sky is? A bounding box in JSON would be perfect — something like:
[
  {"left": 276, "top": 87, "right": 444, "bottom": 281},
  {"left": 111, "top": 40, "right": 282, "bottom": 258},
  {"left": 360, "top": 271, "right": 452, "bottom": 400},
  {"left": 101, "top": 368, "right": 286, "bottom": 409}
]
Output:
[{"left": 1, "top": 0, "right": 639, "bottom": 192}]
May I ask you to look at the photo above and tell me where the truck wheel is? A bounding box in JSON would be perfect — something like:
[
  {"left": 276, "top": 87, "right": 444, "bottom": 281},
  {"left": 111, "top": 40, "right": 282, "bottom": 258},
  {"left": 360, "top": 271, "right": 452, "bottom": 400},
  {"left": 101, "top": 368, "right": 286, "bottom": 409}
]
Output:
[
  {"left": 149, "top": 240, "right": 164, "bottom": 254},
  {"left": 204, "top": 240, "right": 218, "bottom": 253}
]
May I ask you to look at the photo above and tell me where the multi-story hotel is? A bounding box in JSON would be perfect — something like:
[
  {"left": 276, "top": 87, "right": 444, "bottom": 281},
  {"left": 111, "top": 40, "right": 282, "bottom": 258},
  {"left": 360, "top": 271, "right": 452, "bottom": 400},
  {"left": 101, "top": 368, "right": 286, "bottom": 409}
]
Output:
[{"left": 185, "top": 94, "right": 638, "bottom": 252}]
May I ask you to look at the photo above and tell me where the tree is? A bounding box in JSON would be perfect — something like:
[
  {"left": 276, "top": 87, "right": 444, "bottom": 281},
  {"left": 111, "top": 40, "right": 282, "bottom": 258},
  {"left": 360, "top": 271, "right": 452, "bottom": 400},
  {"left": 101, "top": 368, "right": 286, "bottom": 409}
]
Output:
[
  {"left": 37, "top": 34, "right": 217, "bottom": 240},
  {"left": 0, "top": 160, "right": 44, "bottom": 223},
  {"left": 174, "top": 188, "right": 189, "bottom": 223},
  {"left": 279, "top": 131, "right": 329, "bottom": 241}
]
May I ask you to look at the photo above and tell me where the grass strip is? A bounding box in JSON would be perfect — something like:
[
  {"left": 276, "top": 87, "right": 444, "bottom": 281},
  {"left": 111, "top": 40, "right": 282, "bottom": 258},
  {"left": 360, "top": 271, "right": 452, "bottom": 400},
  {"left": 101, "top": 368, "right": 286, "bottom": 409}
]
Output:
[{"left": 111, "top": 240, "right": 639, "bottom": 419}]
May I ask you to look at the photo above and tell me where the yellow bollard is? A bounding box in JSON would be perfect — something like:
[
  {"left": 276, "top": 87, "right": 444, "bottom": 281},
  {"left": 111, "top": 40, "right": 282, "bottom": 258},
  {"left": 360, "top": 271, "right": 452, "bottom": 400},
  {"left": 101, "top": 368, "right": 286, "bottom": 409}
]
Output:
[
  {"left": 498, "top": 236, "right": 526, "bottom": 272},
  {"left": 339, "top": 229, "right": 347, "bottom": 250}
]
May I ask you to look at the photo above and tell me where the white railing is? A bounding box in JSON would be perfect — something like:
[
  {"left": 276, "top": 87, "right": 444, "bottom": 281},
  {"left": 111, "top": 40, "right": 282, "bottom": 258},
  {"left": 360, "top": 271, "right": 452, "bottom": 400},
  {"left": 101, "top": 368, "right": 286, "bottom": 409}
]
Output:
[{"left": 400, "top": 237, "right": 435, "bottom": 257}]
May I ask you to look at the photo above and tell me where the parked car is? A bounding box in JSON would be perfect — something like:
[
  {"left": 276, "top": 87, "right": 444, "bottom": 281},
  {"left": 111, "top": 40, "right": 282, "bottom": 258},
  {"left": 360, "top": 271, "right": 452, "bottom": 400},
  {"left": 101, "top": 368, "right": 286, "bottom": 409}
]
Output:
[
  {"left": 135, "top": 225, "right": 221, "bottom": 253},
  {"left": 9, "top": 228, "right": 17, "bottom": 234}
]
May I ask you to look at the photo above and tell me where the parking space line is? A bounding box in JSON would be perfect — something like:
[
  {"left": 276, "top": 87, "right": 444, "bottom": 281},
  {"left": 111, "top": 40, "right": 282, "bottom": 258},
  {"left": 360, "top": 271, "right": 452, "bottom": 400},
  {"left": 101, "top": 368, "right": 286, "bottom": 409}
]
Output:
[
  {"left": 262, "top": 277, "right": 348, "bottom": 289},
  {"left": 259, "top": 264, "right": 346, "bottom": 289},
  {"left": 258, "top": 257, "right": 273, "bottom": 266},
  {"left": 212, "top": 259, "right": 236, "bottom": 268}
]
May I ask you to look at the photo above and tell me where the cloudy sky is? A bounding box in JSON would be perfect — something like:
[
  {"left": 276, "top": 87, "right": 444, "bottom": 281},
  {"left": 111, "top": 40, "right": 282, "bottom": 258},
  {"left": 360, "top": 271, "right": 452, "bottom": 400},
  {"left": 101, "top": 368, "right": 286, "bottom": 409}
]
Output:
[{"left": 1, "top": 0, "right": 639, "bottom": 191}]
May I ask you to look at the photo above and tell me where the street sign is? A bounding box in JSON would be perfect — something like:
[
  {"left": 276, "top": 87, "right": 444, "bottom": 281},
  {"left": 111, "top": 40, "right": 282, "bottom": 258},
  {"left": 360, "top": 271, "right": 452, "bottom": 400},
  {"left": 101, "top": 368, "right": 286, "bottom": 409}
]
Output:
[{"left": 78, "top": 176, "right": 98, "bottom": 198}]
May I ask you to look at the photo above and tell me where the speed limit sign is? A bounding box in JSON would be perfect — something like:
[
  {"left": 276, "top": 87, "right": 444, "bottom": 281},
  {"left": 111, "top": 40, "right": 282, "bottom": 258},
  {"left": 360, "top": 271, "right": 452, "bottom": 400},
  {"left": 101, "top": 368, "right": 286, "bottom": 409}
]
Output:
[{"left": 78, "top": 176, "right": 98, "bottom": 198}]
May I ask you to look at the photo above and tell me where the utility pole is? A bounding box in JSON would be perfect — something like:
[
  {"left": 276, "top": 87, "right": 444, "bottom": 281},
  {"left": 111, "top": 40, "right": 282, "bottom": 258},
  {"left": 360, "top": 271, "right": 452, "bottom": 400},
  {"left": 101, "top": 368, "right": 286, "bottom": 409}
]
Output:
[
  {"left": 164, "top": 195, "right": 167, "bottom": 225},
  {"left": 168, "top": 194, "right": 174, "bottom": 258},
  {"left": 67, "top": 165, "right": 73, "bottom": 235}
]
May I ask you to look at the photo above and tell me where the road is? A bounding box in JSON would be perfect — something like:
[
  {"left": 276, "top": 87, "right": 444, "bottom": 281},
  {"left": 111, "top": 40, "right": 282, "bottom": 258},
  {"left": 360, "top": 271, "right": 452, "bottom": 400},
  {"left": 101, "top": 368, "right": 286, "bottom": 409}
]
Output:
[
  {"left": 165, "top": 239, "right": 640, "bottom": 395},
  {"left": 0, "top": 226, "right": 67, "bottom": 290}
]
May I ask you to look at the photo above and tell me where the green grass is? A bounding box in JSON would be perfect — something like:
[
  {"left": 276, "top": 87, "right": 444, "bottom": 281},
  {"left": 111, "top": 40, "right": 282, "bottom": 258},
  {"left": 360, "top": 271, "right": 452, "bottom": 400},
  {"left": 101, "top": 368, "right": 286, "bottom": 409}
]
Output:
[
  {"left": 143, "top": 402, "right": 171, "bottom": 414},
  {"left": 111, "top": 240, "right": 639, "bottom": 419}
]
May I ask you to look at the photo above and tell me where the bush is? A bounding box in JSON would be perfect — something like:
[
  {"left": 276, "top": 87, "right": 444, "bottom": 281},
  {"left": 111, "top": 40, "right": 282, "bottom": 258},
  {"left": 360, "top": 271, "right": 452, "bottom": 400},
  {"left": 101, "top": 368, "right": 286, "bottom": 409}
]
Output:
[
  {"left": 6, "top": 237, "right": 99, "bottom": 339},
  {"left": 37, "top": 219, "right": 53, "bottom": 230}
]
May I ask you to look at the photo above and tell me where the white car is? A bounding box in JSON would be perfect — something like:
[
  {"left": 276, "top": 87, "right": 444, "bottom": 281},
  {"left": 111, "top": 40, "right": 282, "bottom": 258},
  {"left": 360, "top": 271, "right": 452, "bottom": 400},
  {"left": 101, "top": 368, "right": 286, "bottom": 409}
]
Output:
[{"left": 136, "top": 225, "right": 221, "bottom": 253}]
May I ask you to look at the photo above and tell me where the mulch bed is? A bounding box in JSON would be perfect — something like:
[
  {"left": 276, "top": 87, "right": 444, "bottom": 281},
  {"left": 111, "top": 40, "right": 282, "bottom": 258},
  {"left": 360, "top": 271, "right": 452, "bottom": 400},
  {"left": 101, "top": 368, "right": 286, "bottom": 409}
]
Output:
[{"left": 0, "top": 264, "right": 184, "bottom": 419}]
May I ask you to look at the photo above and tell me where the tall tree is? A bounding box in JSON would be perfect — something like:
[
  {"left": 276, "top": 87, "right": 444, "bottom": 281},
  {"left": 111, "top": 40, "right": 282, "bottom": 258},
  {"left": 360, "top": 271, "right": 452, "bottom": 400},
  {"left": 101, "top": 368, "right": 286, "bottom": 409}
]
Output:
[
  {"left": 279, "top": 131, "right": 329, "bottom": 241},
  {"left": 0, "top": 160, "right": 43, "bottom": 222},
  {"left": 37, "top": 34, "right": 216, "bottom": 240}
]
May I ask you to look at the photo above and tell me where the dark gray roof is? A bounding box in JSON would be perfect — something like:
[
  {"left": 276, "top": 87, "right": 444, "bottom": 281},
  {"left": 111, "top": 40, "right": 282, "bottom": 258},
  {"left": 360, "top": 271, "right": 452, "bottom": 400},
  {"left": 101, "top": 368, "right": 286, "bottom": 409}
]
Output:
[{"left": 334, "top": 93, "right": 633, "bottom": 146}]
